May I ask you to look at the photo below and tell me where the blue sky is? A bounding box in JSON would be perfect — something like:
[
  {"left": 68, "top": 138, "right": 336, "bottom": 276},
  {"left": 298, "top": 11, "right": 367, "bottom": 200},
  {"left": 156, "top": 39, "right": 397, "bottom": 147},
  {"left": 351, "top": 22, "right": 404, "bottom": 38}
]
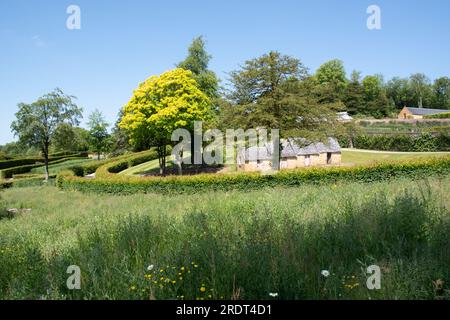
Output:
[{"left": 1, "top": 0, "right": 449, "bottom": 144}]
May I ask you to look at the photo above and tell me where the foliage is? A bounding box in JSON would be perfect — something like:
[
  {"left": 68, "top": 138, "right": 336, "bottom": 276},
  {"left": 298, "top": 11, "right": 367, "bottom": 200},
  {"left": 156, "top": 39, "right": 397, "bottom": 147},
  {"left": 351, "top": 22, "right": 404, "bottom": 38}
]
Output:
[
  {"left": 87, "top": 109, "right": 110, "bottom": 160},
  {"left": 53, "top": 124, "right": 90, "bottom": 152},
  {"left": 57, "top": 156, "right": 450, "bottom": 195},
  {"left": 0, "top": 156, "right": 88, "bottom": 179},
  {"left": 10, "top": 89, "right": 83, "bottom": 179},
  {"left": 0, "top": 152, "right": 88, "bottom": 170},
  {"left": 120, "top": 68, "right": 212, "bottom": 174},
  {"left": 178, "top": 36, "right": 219, "bottom": 100},
  {"left": 342, "top": 133, "right": 450, "bottom": 152},
  {"left": 315, "top": 59, "right": 347, "bottom": 93},
  {"left": 424, "top": 112, "right": 450, "bottom": 119}
]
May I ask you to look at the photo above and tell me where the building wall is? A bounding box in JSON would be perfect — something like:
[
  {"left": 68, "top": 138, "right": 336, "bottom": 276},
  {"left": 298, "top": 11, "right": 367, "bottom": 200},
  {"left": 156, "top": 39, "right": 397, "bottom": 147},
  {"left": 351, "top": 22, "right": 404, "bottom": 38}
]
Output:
[
  {"left": 398, "top": 107, "right": 413, "bottom": 120},
  {"left": 241, "top": 152, "right": 341, "bottom": 172}
]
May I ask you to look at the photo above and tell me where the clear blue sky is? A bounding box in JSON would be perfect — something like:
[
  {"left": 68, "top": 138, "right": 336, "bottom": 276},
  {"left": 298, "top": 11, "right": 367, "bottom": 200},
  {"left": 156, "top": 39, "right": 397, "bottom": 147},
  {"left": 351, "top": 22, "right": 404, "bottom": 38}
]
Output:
[{"left": 1, "top": 0, "right": 449, "bottom": 144}]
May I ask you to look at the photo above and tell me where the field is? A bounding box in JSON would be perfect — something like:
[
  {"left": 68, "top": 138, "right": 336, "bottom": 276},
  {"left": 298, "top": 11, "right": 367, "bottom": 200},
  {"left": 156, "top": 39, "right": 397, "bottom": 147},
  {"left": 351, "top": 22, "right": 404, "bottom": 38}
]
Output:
[{"left": 1, "top": 175, "right": 449, "bottom": 300}]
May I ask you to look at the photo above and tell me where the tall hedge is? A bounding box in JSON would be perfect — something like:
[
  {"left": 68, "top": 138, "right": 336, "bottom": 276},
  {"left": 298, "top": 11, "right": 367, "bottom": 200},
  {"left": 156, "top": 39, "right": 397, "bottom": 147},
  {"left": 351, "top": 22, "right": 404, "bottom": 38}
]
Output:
[{"left": 57, "top": 156, "right": 450, "bottom": 195}]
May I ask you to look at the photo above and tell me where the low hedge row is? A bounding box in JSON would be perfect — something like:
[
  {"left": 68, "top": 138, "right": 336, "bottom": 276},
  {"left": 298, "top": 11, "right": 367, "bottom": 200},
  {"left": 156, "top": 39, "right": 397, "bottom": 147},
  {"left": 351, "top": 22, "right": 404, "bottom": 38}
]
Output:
[
  {"left": 0, "top": 152, "right": 88, "bottom": 170},
  {"left": 0, "top": 180, "right": 13, "bottom": 190},
  {"left": 95, "top": 149, "right": 160, "bottom": 177},
  {"left": 424, "top": 112, "right": 450, "bottom": 119},
  {"left": 340, "top": 133, "right": 450, "bottom": 151},
  {"left": 57, "top": 156, "right": 450, "bottom": 195},
  {"left": 66, "top": 151, "right": 153, "bottom": 177},
  {"left": 0, "top": 157, "right": 88, "bottom": 179}
]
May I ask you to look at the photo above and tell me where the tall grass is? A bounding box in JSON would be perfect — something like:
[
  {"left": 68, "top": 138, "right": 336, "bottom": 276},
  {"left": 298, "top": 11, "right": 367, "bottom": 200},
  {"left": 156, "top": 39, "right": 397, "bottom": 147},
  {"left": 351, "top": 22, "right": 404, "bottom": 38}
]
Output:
[{"left": 0, "top": 177, "right": 449, "bottom": 300}]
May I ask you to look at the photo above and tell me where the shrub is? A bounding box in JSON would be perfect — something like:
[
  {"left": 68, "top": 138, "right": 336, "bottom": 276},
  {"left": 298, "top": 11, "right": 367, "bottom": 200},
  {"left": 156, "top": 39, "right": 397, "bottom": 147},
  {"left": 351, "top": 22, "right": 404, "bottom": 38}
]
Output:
[{"left": 57, "top": 156, "right": 450, "bottom": 195}]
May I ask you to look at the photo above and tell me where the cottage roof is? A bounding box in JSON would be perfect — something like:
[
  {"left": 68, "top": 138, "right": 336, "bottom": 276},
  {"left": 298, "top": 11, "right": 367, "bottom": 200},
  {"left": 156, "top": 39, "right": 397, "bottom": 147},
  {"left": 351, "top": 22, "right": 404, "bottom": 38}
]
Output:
[
  {"left": 239, "top": 137, "right": 341, "bottom": 161},
  {"left": 406, "top": 107, "right": 448, "bottom": 115}
]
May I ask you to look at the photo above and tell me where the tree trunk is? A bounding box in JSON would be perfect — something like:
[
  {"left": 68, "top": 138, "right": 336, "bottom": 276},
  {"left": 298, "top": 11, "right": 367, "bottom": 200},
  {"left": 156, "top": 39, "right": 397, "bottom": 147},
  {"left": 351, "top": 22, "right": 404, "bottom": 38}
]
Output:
[
  {"left": 97, "top": 151, "right": 101, "bottom": 160},
  {"left": 158, "top": 144, "right": 167, "bottom": 176},
  {"left": 178, "top": 150, "right": 183, "bottom": 176},
  {"left": 43, "top": 143, "right": 49, "bottom": 181}
]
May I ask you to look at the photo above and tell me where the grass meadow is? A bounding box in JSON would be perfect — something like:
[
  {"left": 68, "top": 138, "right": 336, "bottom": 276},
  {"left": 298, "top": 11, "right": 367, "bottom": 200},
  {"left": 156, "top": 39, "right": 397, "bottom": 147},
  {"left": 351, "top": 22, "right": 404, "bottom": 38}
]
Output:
[{"left": 1, "top": 175, "right": 449, "bottom": 300}]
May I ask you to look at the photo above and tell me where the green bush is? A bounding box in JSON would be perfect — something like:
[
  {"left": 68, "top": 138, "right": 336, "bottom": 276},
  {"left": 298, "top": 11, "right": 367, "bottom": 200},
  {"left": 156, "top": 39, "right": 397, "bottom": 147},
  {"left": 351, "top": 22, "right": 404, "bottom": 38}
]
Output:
[{"left": 57, "top": 156, "right": 450, "bottom": 195}]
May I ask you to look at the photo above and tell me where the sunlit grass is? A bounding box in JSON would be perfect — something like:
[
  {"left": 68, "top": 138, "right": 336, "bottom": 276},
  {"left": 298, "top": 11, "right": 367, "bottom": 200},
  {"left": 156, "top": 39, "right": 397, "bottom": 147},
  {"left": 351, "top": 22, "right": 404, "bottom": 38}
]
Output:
[{"left": 0, "top": 176, "right": 449, "bottom": 300}]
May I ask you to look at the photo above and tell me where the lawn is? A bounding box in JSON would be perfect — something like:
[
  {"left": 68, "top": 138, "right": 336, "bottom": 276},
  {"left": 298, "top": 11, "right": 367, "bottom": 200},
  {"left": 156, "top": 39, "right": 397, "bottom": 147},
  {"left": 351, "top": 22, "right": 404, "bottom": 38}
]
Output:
[
  {"left": 341, "top": 149, "right": 450, "bottom": 165},
  {"left": 1, "top": 175, "right": 449, "bottom": 300},
  {"left": 119, "top": 156, "right": 174, "bottom": 176}
]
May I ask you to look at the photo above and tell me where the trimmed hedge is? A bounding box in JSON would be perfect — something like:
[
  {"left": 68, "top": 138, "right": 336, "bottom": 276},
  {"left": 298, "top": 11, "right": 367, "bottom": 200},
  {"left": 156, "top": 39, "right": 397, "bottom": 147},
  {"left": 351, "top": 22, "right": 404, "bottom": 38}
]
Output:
[
  {"left": 424, "top": 112, "right": 450, "bottom": 119},
  {"left": 0, "top": 152, "right": 89, "bottom": 170},
  {"left": 340, "top": 133, "right": 450, "bottom": 151},
  {"left": 0, "top": 157, "right": 88, "bottom": 179},
  {"left": 57, "top": 156, "right": 450, "bottom": 195},
  {"left": 0, "top": 180, "right": 13, "bottom": 190},
  {"left": 96, "top": 149, "right": 160, "bottom": 177}
]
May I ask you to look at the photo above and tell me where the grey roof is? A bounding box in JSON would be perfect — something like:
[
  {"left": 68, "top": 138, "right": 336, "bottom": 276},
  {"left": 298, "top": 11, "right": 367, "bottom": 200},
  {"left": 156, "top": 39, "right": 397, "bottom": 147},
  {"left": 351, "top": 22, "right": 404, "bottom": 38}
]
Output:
[
  {"left": 406, "top": 107, "right": 449, "bottom": 115},
  {"left": 239, "top": 137, "right": 341, "bottom": 161}
]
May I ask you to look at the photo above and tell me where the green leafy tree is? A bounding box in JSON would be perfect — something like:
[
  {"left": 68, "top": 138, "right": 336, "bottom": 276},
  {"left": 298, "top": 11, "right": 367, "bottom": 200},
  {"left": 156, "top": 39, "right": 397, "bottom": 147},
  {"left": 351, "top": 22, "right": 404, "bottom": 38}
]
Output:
[
  {"left": 344, "top": 71, "right": 365, "bottom": 115},
  {"left": 431, "top": 77, "right": 450, "bottom": 109},
  {"left": 222, "top": 52, "right": 340, "bottom": 142},
  {"left": 53, "top": 124, "right": 90, "bottom": 152},
  {"left": 362, "top": 75, "right": 392, "bottom": 118},
  {"left": 11, "top": 89, "right": 83, "bottom": 180},
  {"left": 385, "top": 77, "right": 413, "bottom": 109},
  {"left": 87, "top": 109, "right": 110, "bottom": 160},
  {"left": 178, "top": 36, "right": 219, "bottom": 100},
  {"left": 120, "top": 68, "right": 211, "bottom": 175},
  {"left": 315, "top": 59, "right": 347, "bottom": 91},
  {"left": 410, "top": 73, "right": 432, "bottom": 108}
]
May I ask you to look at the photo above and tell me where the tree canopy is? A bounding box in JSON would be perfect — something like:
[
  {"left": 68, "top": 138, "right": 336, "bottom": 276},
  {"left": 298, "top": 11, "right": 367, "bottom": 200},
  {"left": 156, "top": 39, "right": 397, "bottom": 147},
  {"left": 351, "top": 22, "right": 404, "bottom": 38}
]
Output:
[
  {"left": 119, "top": 68, "right": 212, "bottom": 174},
  {"left": 11, "top": 88, "right": 83, "bottom": 179}
]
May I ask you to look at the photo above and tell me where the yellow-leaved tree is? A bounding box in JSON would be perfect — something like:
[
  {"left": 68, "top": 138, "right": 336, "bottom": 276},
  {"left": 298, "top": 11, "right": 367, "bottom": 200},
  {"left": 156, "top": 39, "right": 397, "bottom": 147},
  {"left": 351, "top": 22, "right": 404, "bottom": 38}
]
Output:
[{"left": 120, "top": 68, "right": 211, "bottom": 175}]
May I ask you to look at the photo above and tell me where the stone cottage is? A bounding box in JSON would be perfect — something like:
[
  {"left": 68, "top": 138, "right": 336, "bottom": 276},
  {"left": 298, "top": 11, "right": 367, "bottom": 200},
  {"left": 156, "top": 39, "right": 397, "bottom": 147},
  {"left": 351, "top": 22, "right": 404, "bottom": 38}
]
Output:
[{"left": 237, "top": 137, "right": 341, "bottom": 172}]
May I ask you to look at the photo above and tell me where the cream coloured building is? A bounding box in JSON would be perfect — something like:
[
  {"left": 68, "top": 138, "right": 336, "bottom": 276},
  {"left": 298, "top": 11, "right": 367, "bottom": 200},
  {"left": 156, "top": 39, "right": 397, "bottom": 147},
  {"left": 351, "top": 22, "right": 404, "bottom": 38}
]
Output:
[{"left": 237, "top": 138, "right": 341, "bottom": 172}]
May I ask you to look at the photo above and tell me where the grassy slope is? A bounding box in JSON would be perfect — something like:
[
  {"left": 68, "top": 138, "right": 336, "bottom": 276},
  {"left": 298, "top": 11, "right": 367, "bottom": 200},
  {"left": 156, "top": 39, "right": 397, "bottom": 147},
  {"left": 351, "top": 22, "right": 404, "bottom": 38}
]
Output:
[
  {"left": 31, "top": 159, "right": 92, "bottom": 175},
  {"left": 1, "top": 176, "right": 449, "bottom": 300}
]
